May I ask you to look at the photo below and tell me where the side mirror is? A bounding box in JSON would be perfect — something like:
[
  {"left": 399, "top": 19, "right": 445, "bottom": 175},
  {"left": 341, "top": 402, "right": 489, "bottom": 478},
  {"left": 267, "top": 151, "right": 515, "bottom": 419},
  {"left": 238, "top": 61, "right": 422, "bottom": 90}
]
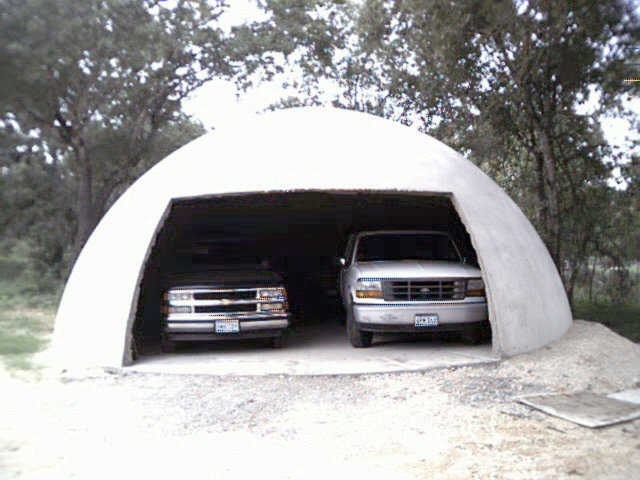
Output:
[{"left": 338, "top": 257, "right": 346, "bottom": 266}]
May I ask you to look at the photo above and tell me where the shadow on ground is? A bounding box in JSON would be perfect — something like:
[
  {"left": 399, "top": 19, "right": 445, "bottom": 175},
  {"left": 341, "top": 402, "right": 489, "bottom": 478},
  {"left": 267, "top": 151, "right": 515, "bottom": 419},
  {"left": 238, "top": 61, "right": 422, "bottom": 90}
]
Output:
[{"left": 130, "top": 316, "right": 496, "bottom": 376}]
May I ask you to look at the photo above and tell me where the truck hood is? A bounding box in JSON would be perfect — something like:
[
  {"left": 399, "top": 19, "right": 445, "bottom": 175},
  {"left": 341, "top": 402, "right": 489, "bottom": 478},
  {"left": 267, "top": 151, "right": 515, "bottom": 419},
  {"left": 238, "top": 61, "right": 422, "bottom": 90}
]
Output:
[
  {"left": 353, "top": 260, "right": 482, "bottom": 279},
  {"left": 162, "top": 267, "right": 283, "bottom": 288}
]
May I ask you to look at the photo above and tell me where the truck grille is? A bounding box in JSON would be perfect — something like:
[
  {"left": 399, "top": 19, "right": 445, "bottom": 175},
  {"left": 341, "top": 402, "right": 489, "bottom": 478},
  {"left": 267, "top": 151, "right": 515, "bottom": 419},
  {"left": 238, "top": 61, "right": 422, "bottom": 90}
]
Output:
[
  {"left": 194, "top": 291, "right": 256, "bottom": 301},
  {"left": 194, "top": 304, "right": 257, "bottom": 313},
  {"left": 165, "top": 287, "right": 287, "bottom": 318},
  {"left": 382, "top": 279, "right": 458, "bottom": 301}
]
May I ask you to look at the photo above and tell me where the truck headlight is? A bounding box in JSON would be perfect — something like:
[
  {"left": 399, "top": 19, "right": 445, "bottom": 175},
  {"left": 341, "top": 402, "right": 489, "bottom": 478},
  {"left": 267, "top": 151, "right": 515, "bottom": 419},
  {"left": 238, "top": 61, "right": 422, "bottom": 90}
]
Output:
[
  {"left": 355, "top": 280, "right": 382, "bottom": 299},
  {"left": 167, "top": 291, "right": 193, "bottom": 302},
  {"left": 258, "top": 287, "right": 287, "bottom": 300},
  {"left": 258, "top": 287, "right": 288, "bottom": 312},
  {"left": 260, "top": 302, "right": 285, "bottom": 312},
  {"left": 466, "top": 278, "right": 485, "bottom": 297}
]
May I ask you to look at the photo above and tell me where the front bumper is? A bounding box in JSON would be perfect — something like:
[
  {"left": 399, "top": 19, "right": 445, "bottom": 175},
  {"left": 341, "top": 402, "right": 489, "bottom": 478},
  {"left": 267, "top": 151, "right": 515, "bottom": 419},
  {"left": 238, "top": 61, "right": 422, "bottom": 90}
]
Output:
[
  {"left": 353, "top": 301, "right": 488, "bottom": 333},
  {"left": 164, "top": 314, "right": 290, "bottom": 341}
]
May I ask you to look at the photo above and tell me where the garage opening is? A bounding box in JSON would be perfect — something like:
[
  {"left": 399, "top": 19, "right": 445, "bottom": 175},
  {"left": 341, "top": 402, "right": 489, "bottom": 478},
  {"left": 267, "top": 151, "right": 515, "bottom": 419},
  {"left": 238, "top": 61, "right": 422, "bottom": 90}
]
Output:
[{"left": 132, "top": 191, "right": 489, "bottom": 357}]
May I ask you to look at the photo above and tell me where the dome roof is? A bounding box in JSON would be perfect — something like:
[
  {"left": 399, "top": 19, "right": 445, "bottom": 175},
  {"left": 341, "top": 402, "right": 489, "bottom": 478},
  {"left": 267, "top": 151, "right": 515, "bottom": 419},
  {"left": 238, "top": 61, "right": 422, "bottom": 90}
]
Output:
[{"left": 52, "top": 107, "right": 571, "bottom": 367}]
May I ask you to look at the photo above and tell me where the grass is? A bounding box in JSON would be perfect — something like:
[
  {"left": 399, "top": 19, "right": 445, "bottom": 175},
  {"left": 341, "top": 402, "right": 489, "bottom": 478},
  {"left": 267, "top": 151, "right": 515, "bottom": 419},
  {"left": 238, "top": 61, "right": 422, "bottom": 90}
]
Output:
[
  {"left": 0, "top": 255, "right": 61, "bottom": 371},
  {"left": 0, "top": 297, "right": 55, "bottom": 370},
  {"left": 0, "top": 307, "right": 56, "bottom": 370},
  {"left": 1, "top": 252, "right": 638, "bottom": 370},
  {"left": 573, "top": 302, "right": 640, "bottom": 343}
]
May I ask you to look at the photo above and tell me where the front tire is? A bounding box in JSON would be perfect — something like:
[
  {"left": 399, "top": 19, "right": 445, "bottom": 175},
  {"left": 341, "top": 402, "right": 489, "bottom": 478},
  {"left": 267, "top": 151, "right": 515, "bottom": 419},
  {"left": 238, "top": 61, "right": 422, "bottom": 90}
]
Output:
[
  {"left": 271, "top": 330, "right": 288, "bottom": 348},
  {"left": 347, "top": 303, "right": 372, "bottom": 348},
  {"left": 461, "top": 327, "right": 483, "bottom": 345},
  {"left": 161, "top": 336, "right": 176, "bottom": 353}
]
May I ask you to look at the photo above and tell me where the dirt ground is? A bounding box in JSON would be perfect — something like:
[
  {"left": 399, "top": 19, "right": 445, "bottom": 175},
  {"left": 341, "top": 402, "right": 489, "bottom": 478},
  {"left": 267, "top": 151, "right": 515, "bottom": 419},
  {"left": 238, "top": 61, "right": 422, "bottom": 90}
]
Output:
[{"left": 1, "top": 320, "right": 640, "bottom": 479}]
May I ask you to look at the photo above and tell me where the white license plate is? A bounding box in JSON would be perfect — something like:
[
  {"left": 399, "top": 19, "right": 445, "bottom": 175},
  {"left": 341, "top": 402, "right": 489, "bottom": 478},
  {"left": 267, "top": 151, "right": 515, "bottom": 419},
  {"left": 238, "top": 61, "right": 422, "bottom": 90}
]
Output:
[
  {"left": 415, "top": 313, "right": 439, "bottom": 328},
  {"left": 215, "top": 319, "right": 239, "bottom": 333}
]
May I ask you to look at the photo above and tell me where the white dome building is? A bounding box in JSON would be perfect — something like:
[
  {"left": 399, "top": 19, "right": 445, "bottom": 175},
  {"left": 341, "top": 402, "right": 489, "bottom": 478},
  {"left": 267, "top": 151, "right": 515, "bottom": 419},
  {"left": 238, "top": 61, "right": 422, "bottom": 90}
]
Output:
[{"left": 52, "top": 108, "right": 571, "bottom": 368}]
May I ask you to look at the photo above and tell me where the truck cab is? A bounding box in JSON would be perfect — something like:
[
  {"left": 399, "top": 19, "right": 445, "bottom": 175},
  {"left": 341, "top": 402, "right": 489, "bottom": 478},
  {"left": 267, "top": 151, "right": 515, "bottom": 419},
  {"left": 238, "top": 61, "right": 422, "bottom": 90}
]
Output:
[
  {"left": 339, "top": 230, "right": 489, "bottom": 347},
  {"left": 161, "top": 241, "right": 290, "bottom": 351}
]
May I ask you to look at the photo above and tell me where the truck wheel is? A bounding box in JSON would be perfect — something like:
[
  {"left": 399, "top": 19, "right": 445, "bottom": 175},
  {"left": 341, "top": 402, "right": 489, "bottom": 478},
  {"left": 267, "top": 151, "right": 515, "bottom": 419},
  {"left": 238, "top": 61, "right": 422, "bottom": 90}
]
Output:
[
  {"left": 130, "top": 338, "right": 139, "bottom": 361},
  {"left": 347, "top": 304, "right": 372, "bottom": 348},
  {"left": 271, "top": 333, "right": 286, "bottom": 348},
  {"left": 461, "top": 327, "right": 483, "bottom": 345},
  {"left": 161, "top": 337, "right": 176, "bottom": 353}
]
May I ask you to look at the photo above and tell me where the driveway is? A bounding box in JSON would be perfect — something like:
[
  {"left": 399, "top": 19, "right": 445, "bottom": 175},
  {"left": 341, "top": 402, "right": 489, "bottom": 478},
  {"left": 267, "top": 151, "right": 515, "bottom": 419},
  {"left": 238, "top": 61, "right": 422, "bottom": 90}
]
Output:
[
  {"left": 129, "top": 321, "right": 497, "bottom": 375},
  {"left": 1, "top": 321, "right": 639, "bottom": 479}
]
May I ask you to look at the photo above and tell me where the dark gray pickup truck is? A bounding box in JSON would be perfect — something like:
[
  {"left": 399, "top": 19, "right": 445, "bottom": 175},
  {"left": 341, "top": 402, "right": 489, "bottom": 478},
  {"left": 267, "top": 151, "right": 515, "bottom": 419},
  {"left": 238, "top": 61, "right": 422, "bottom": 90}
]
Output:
[{"left": 161, "top": 266, "right": 291, "bottom": 351}]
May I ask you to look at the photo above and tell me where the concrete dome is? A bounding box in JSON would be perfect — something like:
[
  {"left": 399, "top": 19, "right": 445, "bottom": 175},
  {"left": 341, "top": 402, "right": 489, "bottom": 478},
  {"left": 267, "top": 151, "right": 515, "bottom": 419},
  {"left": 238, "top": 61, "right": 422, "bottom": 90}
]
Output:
[{"left": 52, "top": 107, "right": 572, "bottom": 368}]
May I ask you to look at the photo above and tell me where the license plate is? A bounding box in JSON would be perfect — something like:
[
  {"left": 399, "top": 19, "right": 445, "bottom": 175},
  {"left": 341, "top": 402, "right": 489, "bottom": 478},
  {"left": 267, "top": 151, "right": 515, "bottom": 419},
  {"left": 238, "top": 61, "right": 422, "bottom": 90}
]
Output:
[
  {"left": 415, "top": 313, "right": 439, "bottom": 328},
  {"left": 215, "top": 319, "right": 239, "bottom": 333}
]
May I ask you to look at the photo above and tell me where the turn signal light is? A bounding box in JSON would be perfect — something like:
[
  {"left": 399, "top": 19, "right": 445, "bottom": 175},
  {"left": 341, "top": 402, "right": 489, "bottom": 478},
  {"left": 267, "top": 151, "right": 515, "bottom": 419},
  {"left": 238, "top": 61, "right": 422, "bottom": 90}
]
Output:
[
  {"left": 466, "top": 278, "right": 485, "bottom": 297},
  {"left": 356, "top": 290, "right": 382, "bottom": 299},
  {"left": 355, "top": 279, "right": 382, "bottom": 299},
  {"left": 260, "top": 302, "right": 286, "bottom": 312}
]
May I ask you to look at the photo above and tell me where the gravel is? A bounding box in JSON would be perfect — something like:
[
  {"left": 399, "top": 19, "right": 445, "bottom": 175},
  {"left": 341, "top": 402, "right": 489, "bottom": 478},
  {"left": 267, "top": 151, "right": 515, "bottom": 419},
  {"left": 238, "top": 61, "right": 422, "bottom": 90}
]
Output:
[{"left": 1, "top": 320, "right": 639, "bottom": 479}]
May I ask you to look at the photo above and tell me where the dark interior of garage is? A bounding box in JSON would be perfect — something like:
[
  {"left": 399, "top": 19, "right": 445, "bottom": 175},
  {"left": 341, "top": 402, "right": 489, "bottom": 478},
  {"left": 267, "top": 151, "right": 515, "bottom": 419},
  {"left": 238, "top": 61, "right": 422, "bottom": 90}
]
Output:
[{"left": 132, "top": 191, "right": 483, "bottom": 355}]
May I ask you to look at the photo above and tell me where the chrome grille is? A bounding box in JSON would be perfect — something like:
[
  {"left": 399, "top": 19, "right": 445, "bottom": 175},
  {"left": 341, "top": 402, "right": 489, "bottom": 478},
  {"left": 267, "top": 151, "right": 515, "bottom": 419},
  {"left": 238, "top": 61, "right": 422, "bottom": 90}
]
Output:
[
  {"left": 382, "top": 279, "right": 462, "bottom": 301},
  {"left": 194, "top": 290, "right": 256, "bottom": 301},
  {"left": 194, "top": 304, "right": 257, "bottom": 313},
  {"left": 165, "top": 287, "right": 285, "bottom": 317}
]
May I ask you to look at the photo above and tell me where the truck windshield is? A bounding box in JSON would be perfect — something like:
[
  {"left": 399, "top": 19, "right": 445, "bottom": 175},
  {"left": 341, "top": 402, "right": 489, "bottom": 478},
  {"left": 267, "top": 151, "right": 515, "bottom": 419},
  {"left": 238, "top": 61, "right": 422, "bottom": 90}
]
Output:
[
  {"left": 172, "top": 241, "right": 264, "bottom": 270},
  {"left": 355, "top": 233, "right": 461, "bottom": 262}
]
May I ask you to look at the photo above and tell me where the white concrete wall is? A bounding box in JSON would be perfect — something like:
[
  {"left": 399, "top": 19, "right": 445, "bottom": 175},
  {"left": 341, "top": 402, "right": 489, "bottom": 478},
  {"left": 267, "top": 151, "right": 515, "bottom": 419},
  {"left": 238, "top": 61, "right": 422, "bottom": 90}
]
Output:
[{"left": 52, "top": 108, "right": 572, "bottom": 368}]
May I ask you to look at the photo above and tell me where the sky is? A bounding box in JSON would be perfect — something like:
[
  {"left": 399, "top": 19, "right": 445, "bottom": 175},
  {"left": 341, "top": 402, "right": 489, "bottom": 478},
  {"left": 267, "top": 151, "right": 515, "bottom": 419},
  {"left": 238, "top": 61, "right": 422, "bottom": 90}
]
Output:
[
  {"left": 182, "top": 0, "right": 290, "bottom": 127},
  {"left": 183, "top": 0, "right": 640, "bottom": 163}
]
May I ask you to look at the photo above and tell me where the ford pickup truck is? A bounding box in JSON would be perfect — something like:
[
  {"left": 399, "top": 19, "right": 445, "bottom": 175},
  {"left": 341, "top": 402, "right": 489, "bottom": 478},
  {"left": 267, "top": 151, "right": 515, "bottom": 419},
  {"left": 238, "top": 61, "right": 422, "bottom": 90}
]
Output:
[
  {"left": 339, "top": 230, "right": 489, "bottom": 347},
  {"left": 161, "top": 249, "right": 291, "bottom": 351}
]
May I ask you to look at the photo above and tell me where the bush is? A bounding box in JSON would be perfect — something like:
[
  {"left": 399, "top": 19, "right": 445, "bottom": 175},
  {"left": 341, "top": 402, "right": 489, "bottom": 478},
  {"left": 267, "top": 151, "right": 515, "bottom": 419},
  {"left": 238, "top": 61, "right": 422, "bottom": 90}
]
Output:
[
  {"left": 0, "top": 253, "right": 63, "bottom": 308},
  {"left": 573, "top": 301, "right": 640, "bottom": 343}
]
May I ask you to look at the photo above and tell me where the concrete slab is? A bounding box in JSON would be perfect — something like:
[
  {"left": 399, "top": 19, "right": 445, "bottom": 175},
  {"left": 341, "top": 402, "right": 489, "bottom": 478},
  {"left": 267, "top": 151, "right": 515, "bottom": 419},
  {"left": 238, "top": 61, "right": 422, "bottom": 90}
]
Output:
[
  {"left": 608, "top": 388, "right": 640, "bottom": 405},
  {"left": 518, "top": 391, "right": 640, "bottom": 428},
  {"left": 126, "top": 322, "right": 497, "bottom": 376}
]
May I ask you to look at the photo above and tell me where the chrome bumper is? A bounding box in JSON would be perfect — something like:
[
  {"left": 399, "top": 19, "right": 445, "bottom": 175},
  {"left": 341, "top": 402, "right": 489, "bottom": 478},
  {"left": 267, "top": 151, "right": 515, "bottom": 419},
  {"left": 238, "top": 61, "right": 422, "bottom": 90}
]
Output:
[
  {"left": 165, "top": 314, "right": 289, "bottom": 333},
  {"left": 353, "top": 301, "right": 488, "bottom": 327}
]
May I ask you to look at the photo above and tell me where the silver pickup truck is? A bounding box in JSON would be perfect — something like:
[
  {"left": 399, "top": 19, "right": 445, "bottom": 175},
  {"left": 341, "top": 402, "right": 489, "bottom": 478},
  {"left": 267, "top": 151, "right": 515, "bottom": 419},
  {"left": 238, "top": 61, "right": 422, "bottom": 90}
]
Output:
[
  {"left": 161, "top": 266, "right": 291, "bottom": 352},
  {"left": 339, "top": 230, "right": 489, "bottom": 347}
]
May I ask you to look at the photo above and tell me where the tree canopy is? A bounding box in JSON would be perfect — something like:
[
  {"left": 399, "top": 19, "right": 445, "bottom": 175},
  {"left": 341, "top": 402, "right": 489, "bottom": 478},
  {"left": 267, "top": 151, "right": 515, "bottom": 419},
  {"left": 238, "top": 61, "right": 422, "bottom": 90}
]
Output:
[
  {"left": 247, "top": 0, "right": 640, "bottom": 305},
  {"left": 1, "top": 0, "right": 638, "bottom": 306},
  {"left": 1, "top": 0, "right": 229, "bottom": 257}
]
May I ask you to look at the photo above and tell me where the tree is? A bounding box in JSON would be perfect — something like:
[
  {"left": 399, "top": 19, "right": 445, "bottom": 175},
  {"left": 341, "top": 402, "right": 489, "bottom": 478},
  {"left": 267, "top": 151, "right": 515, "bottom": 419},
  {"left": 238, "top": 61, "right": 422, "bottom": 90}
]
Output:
[
  {"left": 0, "top": 0, "right": 231, "bottom": 260},
  {"left": 0, "top": 114, "right": 204, "bottom": 284},
  {"left": 253, "top": 0, "right": 640, "bottom": 304}
]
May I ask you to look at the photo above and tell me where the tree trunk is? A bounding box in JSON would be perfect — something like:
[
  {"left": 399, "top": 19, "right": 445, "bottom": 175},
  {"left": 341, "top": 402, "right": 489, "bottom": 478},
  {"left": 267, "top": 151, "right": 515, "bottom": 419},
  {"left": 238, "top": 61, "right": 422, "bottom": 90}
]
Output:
[
  {"left": 535, "top": 151, "right": 548, "bottom": 236},
  {"left": 567, "top": 270, "right": 576, "bottom": 311},
  {"left": 537, "top": 127, "right": 561, "bottom": 269},
  {"left": 72, "top": 144, "right": 96, "bottom": 265},
  {"left": 588, "top": 255, "right": 596, "bottom": 302}
]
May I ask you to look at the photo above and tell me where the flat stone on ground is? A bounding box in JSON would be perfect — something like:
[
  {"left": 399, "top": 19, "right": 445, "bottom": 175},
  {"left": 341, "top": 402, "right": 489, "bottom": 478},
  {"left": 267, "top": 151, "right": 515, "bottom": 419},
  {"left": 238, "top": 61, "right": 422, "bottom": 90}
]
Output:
[
  {"left": 518, "top": 391, "right": 640, "bottom": 428},
  {"left": 608, "top": 388, "right": 640, "bottom": 405}
]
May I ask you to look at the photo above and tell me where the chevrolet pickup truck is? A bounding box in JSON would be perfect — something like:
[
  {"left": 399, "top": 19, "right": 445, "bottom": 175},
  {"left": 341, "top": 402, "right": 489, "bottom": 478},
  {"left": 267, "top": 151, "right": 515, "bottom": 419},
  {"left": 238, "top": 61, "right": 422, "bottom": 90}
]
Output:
[
  {"left": 339, "top": 230, "right": 489, "bottom": 347},
  {"left": 161, "top": 259, "right": 290, "bottom": 351}
]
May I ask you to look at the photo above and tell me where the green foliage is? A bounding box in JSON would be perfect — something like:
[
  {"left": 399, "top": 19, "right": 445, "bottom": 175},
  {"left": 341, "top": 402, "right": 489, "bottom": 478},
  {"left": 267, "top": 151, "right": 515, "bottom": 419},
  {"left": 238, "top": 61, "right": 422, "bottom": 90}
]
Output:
[
  {"left": 574, "top": 302, "right": 640, "bottom": 343},
  {"left": 0, "top": 115, "right": 204, "bottom": 283},
  {"left": 0, "top": 0, "right": 226, "bottom": 259},
  {"left": 255, "top": 0, "right": 640, "bottom": 305},
  {"left": 0, "top": 254, "right": 62, "bottom": 305},
  {"left": 0, "top": 149, "right": 75, "bottom": 281},
  {"left": 0, "top": 252, "right": 58, "bottom": 370},
  {"left": 0, "top": 0, "right": 638, "bottom": 311},
  {"left": 0, "top": 298, "right": 54, "bottom": 370}
]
